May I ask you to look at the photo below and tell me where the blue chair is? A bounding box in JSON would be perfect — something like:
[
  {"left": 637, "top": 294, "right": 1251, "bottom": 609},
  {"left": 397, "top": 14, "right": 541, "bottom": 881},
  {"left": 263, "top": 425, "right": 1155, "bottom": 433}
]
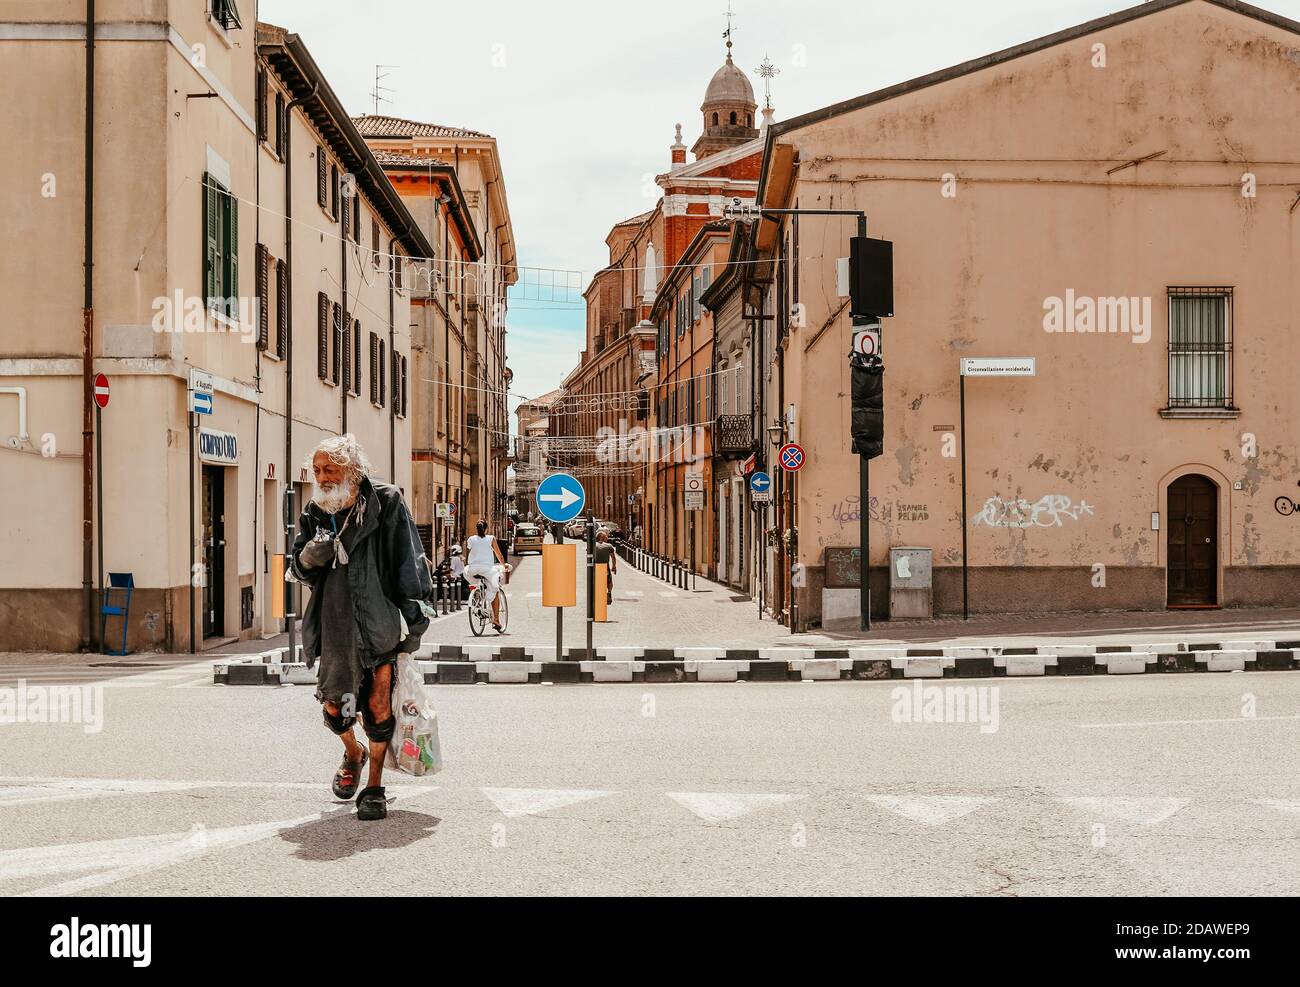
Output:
[{"left": 100, "top": 572, "right": 134, "bottom": 656}]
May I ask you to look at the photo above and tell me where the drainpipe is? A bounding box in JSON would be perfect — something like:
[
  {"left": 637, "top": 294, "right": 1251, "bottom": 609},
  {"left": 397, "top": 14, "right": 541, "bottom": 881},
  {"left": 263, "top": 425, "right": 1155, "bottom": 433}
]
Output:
[
  {"left": 81, "top": 0, "right": 95, "bottom": 651},
  {"left": 283, "top": 81, "right": 318, "bottom": 661}
]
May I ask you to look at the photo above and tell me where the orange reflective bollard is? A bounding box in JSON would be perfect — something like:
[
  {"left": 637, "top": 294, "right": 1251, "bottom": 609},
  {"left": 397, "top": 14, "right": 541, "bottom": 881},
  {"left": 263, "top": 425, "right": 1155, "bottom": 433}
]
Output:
[{"left": 542, "top": 544, "right": 577, "bottom": 608}]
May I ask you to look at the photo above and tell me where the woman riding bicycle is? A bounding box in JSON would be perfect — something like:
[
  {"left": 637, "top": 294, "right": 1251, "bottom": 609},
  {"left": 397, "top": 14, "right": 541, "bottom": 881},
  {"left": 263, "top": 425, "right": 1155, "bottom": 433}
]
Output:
[{"left": 464, "top": 519, "right": 508, "bottom": 632}]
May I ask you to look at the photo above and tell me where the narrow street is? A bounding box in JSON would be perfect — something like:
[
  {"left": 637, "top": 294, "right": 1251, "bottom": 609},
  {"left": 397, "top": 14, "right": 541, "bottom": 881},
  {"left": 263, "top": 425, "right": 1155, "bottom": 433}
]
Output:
[{"left": 2, "top": 658, "right": 1298, "bottom": 896}]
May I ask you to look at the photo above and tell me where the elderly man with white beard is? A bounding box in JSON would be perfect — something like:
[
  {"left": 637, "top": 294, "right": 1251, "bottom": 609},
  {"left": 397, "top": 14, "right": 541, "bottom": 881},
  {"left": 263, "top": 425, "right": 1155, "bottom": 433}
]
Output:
[{"left": 290, "top": 434, "right": 431, "bottom": 821}]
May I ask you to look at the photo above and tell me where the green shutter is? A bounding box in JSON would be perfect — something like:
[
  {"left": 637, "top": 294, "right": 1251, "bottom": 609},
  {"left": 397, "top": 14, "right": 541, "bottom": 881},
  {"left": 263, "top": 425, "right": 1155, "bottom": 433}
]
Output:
[
  {"left": 204, "top": 175, "right": 218, "bottom": 307},
  {"left": 225, "top": 187, "right": 238, "bottom": 318}
]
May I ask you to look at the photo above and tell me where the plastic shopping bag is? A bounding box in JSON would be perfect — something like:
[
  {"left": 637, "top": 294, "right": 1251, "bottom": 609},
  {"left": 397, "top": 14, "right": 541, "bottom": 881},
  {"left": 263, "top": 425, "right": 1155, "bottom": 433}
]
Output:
[{"left": 386, "top": 653, "right": 443, "bottom": 776}]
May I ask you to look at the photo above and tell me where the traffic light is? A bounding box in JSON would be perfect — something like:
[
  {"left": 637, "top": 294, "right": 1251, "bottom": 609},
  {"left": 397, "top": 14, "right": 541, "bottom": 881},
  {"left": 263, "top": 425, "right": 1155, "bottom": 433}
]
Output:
[
  {"left": 849, "top": 236, "right": 893, "bottom": 318},
  {"left": 850, "top": 358, "right": 883, "bottom": 459}
]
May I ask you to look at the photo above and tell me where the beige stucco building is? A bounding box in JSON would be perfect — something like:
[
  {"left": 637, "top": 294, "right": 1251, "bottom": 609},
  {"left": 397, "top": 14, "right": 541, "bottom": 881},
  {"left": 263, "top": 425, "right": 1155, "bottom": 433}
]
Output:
[
  {"left": 356, "top": 116, "right": 517, "bottom": 561},
  {"left": 746, "top": 0, "right": 1300, "bottom": 628},
  {"left": 0, "top": 3, "right": 431, "bottom": 651}
]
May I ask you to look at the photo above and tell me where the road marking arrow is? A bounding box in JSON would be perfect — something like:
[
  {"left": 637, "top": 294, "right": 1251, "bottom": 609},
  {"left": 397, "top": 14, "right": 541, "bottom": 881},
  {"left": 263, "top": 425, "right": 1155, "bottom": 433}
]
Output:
[
  {"left": 667, "top": 792, "right": 803, "bottom": 823},
  {"left": 480, "top": 787, "right": 614, "bottom": 818},
  {"left": 1061, "top": 797, "right": 1188, "bottom": 826},
  {"left": 865, "top": 794, "right": 998, "bottom": 826}
]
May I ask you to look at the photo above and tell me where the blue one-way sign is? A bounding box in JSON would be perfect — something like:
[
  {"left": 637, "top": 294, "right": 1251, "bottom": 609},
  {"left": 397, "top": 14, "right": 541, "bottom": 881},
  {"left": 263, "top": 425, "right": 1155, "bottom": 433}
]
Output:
[
  {"left": 749, "top": 471, "right": 771, "bottom": 493},
  {"left": 536, "top": 472, "right": 586, "bottom": 523}
]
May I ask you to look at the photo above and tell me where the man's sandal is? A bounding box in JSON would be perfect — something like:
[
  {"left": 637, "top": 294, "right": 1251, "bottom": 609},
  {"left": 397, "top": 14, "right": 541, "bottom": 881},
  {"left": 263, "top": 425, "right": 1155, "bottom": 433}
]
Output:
[
  {"left": 356, "top": 785, "right": 388, "bottom": 821},
  {"left": 331, "top": 749, "right": 368, "bottom": 800}
]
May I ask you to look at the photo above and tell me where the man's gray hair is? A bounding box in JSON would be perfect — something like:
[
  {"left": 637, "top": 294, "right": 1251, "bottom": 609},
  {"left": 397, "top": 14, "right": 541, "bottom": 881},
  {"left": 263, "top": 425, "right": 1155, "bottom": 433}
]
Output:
[{"left": 308, "top": 433, "right": 372, "bottom": 482}]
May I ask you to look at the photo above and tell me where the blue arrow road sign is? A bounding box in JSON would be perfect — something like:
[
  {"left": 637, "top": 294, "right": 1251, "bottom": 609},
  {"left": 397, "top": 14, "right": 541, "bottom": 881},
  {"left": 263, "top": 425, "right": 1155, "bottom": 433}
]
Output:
[
  {"left": 190, "top": 391, "right": 213, "bottom": 415},
  {"left": 749, "top": 471, "right": 771, "bottom": 494},
  {"left": 535, "top": 472, "right": 586, "bottom": 524}
]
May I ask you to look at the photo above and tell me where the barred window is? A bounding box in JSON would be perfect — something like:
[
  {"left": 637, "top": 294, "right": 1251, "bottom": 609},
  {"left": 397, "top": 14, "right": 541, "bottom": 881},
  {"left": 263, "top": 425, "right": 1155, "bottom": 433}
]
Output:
[{"left": 1168, "top": 287, "right": 1233, "bottom": 409}]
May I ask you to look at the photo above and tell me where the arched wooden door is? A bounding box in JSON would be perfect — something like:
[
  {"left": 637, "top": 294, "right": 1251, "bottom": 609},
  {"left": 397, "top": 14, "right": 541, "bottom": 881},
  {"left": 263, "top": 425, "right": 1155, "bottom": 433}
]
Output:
[{"left": 1167, "top": 475, "right": 1218, "bottom": 607}]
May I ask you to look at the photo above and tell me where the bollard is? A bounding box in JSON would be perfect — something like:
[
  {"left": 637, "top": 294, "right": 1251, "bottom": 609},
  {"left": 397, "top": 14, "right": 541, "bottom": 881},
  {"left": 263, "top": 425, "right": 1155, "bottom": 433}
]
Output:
[
  {"left": 437, "top": 572, "right": 446, "bottom": 615},
  {"left": 455, "top": 576, "right": 462, "bottom": 611}
]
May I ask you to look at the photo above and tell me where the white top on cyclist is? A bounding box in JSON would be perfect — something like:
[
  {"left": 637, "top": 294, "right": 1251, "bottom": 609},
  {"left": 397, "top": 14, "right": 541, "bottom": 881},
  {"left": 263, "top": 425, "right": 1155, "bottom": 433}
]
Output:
[{"left": 466, "top": 534, "right": 496, "bottom": 568}]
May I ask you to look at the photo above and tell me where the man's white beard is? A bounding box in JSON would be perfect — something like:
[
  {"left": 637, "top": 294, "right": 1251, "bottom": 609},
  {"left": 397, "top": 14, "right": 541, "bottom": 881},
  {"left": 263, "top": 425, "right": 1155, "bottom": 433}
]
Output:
[{"left": 312, "top": 478, "right": 359, "bottom": 515}]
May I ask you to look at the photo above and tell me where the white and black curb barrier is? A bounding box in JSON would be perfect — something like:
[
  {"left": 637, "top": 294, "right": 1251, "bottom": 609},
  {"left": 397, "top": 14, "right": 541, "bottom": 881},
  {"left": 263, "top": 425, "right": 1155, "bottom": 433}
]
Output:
[{"left": 213, "top": 639, "right": 1300, "bottom": 685}]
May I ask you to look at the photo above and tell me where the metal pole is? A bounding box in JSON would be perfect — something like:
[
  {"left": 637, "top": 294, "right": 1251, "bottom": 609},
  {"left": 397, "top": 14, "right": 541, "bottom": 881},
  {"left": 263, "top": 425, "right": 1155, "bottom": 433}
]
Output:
[
  {"left": 188, "top": 411, "right": 196, "bottom": 654},
  {"left": 854, "top": 212, "right": 872, "bottom": 633},
  {"left": 960, "top": 371, "right": 969, "bottom": 620},
  {"left": 285, "top": 487, "right": 297, "bottom": 663},
  {"left": 585, "top": 508, "right": 594, "bottom": 652},
  {"left": 95, "top": 402, "right": 103, "bottom": 651},
  {"left": 556, "top": 606, "right": 563, "bottom": 662}
]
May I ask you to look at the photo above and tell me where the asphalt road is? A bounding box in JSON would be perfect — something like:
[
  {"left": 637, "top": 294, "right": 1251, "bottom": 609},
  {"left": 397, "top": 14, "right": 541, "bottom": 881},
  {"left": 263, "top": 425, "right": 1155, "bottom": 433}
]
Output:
[{"left": 2, "top": 660, "right": 1298, "bottom": 896}]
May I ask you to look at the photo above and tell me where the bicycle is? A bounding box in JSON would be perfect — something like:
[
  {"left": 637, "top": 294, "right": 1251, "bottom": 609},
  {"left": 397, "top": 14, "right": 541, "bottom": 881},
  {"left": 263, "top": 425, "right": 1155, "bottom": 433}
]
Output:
[{"left": 467, "top": 565, "right": 510, "bottom": 636}]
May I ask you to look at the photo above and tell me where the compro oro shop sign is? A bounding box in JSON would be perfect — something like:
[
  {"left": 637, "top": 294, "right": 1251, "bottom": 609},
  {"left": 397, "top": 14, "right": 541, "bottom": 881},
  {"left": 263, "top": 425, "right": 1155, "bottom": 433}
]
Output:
[{"left": 198, "top": 427, "right": 239, "bottom": 465}]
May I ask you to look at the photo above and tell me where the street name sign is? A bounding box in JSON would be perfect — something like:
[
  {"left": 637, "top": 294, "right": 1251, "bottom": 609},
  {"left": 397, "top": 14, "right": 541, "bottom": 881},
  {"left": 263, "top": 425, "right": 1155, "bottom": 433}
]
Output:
[{"left": 960, "top": 357, "right": 1036, "bottom": 377}]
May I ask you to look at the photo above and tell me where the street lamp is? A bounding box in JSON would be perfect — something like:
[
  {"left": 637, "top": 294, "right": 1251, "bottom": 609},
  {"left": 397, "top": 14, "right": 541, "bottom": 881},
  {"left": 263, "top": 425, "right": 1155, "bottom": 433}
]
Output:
[{"left": 766, "top": 422, "right": 784, "bottom": 447}]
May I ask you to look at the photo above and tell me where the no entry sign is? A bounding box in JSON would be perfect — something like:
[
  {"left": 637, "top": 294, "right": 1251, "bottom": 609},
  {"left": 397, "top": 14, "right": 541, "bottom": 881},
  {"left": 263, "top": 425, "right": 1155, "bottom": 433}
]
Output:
[
  {"left": 93, "top": 373, "right": 110, "bottom": 409},
  {"left": 779, "top": 442, "right": 806, "bottom": 472}
]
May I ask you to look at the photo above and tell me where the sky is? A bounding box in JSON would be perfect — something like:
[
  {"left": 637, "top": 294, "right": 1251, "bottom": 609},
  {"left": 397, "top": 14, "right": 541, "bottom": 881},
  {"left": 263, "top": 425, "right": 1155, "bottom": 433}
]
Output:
[{"left": 259, "top": 0, "right": 1300, "bottom": 410}]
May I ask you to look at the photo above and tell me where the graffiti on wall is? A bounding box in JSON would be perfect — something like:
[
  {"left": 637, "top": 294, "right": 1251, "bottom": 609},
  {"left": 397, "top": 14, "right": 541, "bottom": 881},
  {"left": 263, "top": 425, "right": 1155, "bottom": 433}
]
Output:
[
  {"left": 829, "top": 497, "right": 931, "bottom": 526},
  {"left": 971, "top": 494, "right": 1094, "bottom": 528},
  {"left": 830, "top": 495, "right": 887, "bottom": 526}
]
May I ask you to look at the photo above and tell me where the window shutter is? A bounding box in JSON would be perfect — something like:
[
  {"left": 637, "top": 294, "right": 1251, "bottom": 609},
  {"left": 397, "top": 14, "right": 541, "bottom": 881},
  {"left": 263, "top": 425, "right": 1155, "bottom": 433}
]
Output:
[
  {"left": 369, "top": 334, "right": 378, "bottom": 404},
  {"left": 372, "top": 219, "right": 379, "bottom": 262},
  {"left": 379, "top": 340, "right": 386, "bottom": 407},
  {"left": 392, "top": 349, "right": 400, "bottom": 414},
  {"left": 317, "top": 292, "right": 328, "bottom": 379},
  {"left": 226, "top": 188, "right": 238, "bottom": 319},
  {"left": 353, "top": 320, "right": 361, "bottom": 396},
  {"left": 275, "top": 259, "right": 287, "bottom": 358},
  {"left": 316, "top": 149, "right": 327, "bottom": 209},
  {"left": 341, "top": 195, "right": 350, "bottom": 239},
  {"left": 401, "top": 355, "right": 408, "bottom": 417},
  {"left": 255, "top": 243, "right": 269, "bottom": 349},
  {"left": 331, "top": 164, "right": 339, "bottom": 219},
  {"left": 352, "top": 200, "right": 360, "bottom": 243},
  {"left": 203, "top": 174, "right": 218, "bottom": 306},
  {"left": 392, "top": 241, "right": 403, "bottom": 290},
  {"left": 255, "top": 67, "right": 267, "bottom": 142},
  {"left": 331, "top": 302, "right": 341, "bottom": 385},
  {"left": 274, "top": 91, "right": 284, "bottom": 157},
  {"left": 341, "top": 315, "right": 351, "bottom": 392}
]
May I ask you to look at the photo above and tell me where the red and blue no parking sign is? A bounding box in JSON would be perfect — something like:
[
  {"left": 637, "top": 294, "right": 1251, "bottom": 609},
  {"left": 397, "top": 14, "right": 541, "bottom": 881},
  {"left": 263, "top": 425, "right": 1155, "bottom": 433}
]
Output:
[{"left": 778, "top": 442, "right": 806, "bottom": 472}]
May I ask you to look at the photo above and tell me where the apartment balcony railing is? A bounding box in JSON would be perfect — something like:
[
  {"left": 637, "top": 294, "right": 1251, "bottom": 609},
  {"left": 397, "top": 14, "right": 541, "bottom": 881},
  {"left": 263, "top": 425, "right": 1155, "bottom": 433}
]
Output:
[{"left": 714, "top": 415, "right": 754, "bottom": 457}]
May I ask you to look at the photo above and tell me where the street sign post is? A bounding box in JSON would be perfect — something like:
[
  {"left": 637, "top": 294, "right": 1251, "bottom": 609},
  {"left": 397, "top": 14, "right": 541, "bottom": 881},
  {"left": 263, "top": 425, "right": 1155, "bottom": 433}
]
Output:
[
  {"left": 685, "top": 491, "right": 704, "bottom": 510},
  {"left": 958, "top": 357, "right": 1037, "bottom": 620},
  {"left": 749, "top": 470, "right": 772, "bottom": 503},
  {"left": 93, "top": 374, "right": 108, "bottom": 648},
  {"left": 536, "top": 472, "right": 586, "bottom": 524},
  {"left": 188, "top": 369, "right": 214, "bottom": 415}
]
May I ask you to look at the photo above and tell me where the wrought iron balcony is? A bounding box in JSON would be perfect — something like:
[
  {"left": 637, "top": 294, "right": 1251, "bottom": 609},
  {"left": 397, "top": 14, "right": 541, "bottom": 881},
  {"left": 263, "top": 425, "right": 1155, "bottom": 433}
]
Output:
[{"left": 714, "top": 415, "right": 754, "bottom": 457}]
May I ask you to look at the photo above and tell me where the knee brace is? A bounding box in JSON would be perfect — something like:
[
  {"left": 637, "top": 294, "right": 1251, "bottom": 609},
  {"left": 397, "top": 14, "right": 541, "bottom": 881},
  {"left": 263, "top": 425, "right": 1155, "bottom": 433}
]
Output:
[
  {"left": 361, "top": 709, "right": 396, "bottom": 744},
  {"left": 322, "top": 706, "right": 357, "bottom": 736}
]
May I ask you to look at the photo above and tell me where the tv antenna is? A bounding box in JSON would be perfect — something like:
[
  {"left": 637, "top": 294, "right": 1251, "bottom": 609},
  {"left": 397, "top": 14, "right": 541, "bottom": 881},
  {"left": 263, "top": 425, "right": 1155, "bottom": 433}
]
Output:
[{"left": 371, "top": 64, "right": 398, "bottom": 115}]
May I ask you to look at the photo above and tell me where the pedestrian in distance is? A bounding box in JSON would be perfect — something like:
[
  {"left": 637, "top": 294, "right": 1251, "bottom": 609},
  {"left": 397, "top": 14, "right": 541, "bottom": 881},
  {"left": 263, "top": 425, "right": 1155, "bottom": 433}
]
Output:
[
  {"left": 593, "top": 529, "right": 617, "bottom": 605},
  {"left": 290, "top": 434, "right": 431, "bottom": 822},
  {"left": 464, "top": 518, "right": 508, "bottom": 632}
]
